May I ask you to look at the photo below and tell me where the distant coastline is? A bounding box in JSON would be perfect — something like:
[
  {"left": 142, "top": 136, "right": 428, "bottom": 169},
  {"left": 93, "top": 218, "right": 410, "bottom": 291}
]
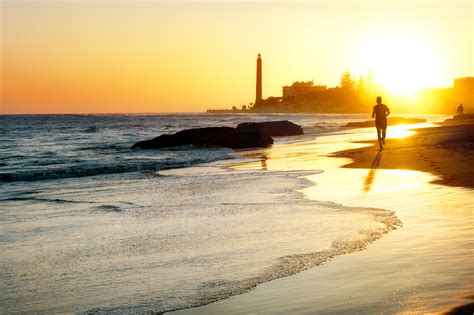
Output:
[
  {"left": 206, "top": 107, "right": 379, "bottom": 114},
  {"left": 207, "top": 104, "right": 373, "bottom": 114},
  {"left": 206, "top": 108, "right": 366, "bottom": 114},
  {"left": 206, "top": 98, "right": 371, "bottom": 114}
]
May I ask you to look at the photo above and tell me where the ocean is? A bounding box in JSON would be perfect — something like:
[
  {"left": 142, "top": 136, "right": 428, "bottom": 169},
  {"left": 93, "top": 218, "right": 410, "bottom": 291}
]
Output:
[{"left": 0, "top": 113, "right": 431, "bottom": 313}]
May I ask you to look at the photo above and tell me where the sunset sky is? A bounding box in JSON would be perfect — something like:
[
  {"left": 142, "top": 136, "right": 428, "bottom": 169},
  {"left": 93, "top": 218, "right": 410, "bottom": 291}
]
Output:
[{"left": 1, "top": 0, "right": 473, "bottom": 114}]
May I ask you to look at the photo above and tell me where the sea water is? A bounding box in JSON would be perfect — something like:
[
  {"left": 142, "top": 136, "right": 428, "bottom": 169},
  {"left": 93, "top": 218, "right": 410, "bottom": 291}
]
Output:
[{"left": 0, "top": 113, "right": 426, "bottom": 313}]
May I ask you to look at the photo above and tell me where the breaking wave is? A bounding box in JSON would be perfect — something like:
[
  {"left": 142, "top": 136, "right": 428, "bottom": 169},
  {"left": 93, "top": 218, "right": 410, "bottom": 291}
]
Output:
[{"left": 0, "top": 153, "right": 233, "bottom": 182}]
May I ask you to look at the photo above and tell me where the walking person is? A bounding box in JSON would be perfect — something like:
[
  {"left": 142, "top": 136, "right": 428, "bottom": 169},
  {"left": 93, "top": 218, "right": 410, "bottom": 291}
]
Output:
[{"left": 372, "top": 96, "right": 390, "bottom": 149}]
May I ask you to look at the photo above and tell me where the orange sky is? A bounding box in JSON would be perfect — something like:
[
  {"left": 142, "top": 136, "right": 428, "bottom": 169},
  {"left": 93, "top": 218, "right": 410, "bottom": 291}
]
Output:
[{"left": 1, "top": 0, "right": 473, "bottom": 114}]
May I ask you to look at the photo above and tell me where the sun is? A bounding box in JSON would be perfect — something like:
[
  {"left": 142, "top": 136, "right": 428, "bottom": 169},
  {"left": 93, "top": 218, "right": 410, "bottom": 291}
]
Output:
[{"left": 356, "top": 34, "right": 445, "bottom": 96}]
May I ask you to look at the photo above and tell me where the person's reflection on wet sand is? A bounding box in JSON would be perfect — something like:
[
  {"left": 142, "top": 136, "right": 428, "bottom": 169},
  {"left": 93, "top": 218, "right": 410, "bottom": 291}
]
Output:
[
  {"left": 260, "top": 155, "right": 268, "bottom": 171},
  {"left": 363, "top": 150, "right": 383, "bottom": 192}
]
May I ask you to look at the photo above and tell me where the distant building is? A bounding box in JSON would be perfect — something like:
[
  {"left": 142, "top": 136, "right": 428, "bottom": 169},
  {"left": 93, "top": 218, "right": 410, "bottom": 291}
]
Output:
[
  {"left": 453, "top": 77, "right": 474, "bottom": 108},
  {"left": 282, "top": 81, "right": 327, "bottom": 100},
  {"left": 454, "top": 77, "right": 474, "bottom": 92},
  {"left": 256, "top": 54, "right": 262, "bottom": 104},
  {"left": 417, "top": 77, "right": 474, "bottom": 114}
]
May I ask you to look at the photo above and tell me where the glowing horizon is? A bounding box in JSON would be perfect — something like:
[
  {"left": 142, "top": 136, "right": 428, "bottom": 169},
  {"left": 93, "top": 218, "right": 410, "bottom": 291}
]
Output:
[{"left": 1, "top": 1, "right": 472, "bottom": 114}]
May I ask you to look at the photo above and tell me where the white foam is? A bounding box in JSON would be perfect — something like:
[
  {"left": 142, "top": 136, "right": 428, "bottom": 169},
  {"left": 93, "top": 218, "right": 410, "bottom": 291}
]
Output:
[{"left": 0, "top": 166, "right": 400, "bottom": 314}]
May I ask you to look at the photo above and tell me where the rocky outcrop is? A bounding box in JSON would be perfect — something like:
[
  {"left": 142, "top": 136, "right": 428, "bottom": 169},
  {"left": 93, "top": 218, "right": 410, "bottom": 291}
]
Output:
[
  {"left": 236, "top": 121, "right": 303, "bottom": 136},
  {"left": 131, "top": 120, "right": 303, "bottom": 150}
]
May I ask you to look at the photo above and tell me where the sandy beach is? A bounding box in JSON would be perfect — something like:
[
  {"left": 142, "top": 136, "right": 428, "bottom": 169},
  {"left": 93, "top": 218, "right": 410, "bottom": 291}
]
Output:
[
  {"left": 334, "top": 123, "right": 474, "bottom": 189},
  {"left": 174, "top": 120, "right": 474, "bottom": 314}
]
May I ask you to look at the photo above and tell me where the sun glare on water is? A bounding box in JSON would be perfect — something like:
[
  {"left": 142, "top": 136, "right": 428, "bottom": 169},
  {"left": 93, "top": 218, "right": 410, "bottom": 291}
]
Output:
[{"left": 357, "top": 33, "right": 446, "bottom": 96}]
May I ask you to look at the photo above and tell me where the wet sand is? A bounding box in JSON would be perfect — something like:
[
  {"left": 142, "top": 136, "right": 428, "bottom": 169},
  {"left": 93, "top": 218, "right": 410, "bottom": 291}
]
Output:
[
  {"left": 334, "top": 123, "right": 474, "bottom": 189},
  {"left": 173, "top": 121, "right": 474, "bottom": 314}
]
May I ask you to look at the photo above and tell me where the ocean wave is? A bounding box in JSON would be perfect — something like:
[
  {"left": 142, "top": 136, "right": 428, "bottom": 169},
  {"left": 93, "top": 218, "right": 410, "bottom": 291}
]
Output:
[
  {"left": 84, "top": 126, "right": 98, "bottom": 133},
  {"left": 92, "top": 202, "right": 143, "bottom": 213},
  {"left": 0, "top": 155, "right": 231, "bottom": 182},
  {"left": 165, "top": 206, "right": 402, "bottom": 314},
  {"left": 0, "top": 196, "right": 93, "bottom": 204},
  {"left": 94, "top": 205, "right": 123, "bottom": 212},
  {"left": 313, "top": 122, "right": 344, "bottom": 129},
  {"left": 84, "top": 204, "right": 401, "bottom": 315},
  {"left": 0, "top": 196, "right": 145, "bottom": 216},
  {"left": 0, "top": 155, "right": 26, "bottom": 160},
  {"left": 73, "top": 144, "right": 127, "bottom": 152},
  {"left": 79, "top": 171, "right": 401, "bottom": 315}
]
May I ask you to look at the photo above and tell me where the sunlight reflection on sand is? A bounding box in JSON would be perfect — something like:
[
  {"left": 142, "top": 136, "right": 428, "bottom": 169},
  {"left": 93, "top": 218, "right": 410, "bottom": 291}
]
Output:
[{"left": 231, "top": 122, "right": 438, "bottom": 173}]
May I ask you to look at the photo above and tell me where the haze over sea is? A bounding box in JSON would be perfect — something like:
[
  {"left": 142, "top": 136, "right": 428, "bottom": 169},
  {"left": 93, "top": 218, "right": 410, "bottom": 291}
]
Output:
[{"left": 0, "top": 113, "right": 458, "bottom": 313}]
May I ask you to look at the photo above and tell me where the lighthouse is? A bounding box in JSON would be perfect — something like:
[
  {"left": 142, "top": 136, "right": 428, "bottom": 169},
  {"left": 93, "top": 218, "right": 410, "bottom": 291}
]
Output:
[{"left": 255, "top": 53, "right": 262, "bottom": 104}]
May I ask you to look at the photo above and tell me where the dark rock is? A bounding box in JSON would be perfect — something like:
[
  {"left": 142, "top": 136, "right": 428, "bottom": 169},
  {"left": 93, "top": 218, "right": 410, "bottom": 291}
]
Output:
[
  {"left": 237, "top": 120, "right": 303, "bottom": 136},
  {"left": 131, "top": 134, "right": 188, "bottom": 149},
  {"left": 206, "top": 130, "right": 273, "bottom": 149},
  {"left": 131, "top": 126, "right": 273, "bottom": 150},
  {"left": 175, "top": 127, "right": 235, "bottom": 145},
  {"left": 131, "top": 121, "right": 302, "bottom": 150}
]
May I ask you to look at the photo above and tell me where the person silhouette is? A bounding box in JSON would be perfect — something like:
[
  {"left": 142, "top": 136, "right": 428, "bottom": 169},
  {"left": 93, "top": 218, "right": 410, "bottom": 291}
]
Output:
[
  {"left": 372, "top": 96, "right": 390, "bottom": 149},
  {"left": 456, "top": 103, "right": 464, "bottom": 115}
]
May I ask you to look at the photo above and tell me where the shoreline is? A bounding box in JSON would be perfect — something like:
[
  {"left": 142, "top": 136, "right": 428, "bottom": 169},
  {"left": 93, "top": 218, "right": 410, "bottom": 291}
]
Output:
[
  {"left": 173, "top": 121, "right": 473, "bottom": 314},
  {"left": 332, "top": 122, "right": 474, "bottom": 189}
]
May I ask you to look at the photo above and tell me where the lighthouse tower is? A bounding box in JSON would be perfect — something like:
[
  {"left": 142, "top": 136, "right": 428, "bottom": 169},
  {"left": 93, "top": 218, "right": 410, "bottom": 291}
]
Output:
[{"left": 255, "top": 53, "right": 262, "bottom": 104}]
